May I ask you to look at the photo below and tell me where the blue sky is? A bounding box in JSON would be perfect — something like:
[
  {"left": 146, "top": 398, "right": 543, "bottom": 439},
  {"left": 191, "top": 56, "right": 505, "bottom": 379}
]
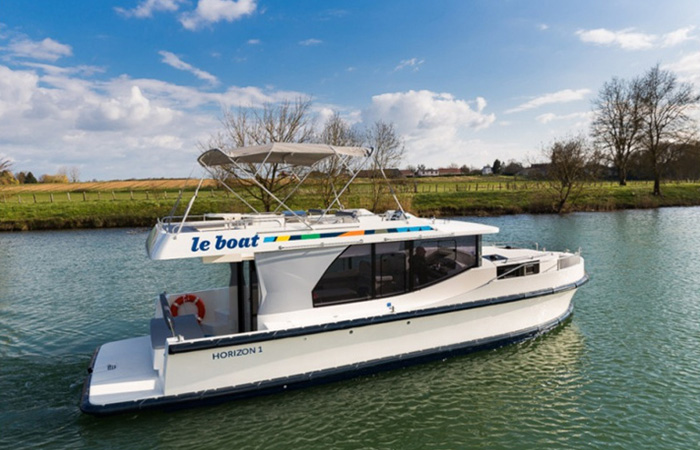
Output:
[{"left": 1, "top": 0, "right": 699, "bottom": 180}]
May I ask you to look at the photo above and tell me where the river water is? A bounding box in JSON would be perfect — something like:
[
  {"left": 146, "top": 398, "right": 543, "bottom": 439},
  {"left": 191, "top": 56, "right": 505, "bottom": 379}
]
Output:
[{"left": 1, "top": 208, "right": 699, "bottom": 449}]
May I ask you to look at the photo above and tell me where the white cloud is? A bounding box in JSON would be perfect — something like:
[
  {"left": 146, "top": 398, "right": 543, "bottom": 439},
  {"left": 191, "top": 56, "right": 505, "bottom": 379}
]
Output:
[
  {"left": 76, "top": 86, "right": 178, "bottom": 131},
  {"left": 664, "top": 51, "right": 700, "bottom": 86},
  {"left": 0, "top": 65, "right": 38, "bottom": 118},
  {"left": 538, "top": 24, "right": 549, "bottom": 31},
  {"left": 0, "top": 63, "right": 307, "bottom": 179},
  {"left": 20, "top": 62, "right": 104, "bottom": 77},
  {"left": 506, "top": 88, "right": 591, "bottom": 114},
  {"left": 299, "top": 38, "right": 322, "bottom": 46},
  {"left": 661, "top": 26, "right": 696, "bottom": 47},
  {"left": 115, "top": 0, "right": 185, "bottom": 18},
  {"left": 576, "top": 26, "right": 697, "bottom": 50},
  {"left": 535, "top": 111, "right": 592, "bottom": 124},
  {"left": 6, "top": 37, "right": 72, "bottom": 61},
  {"left": 159, "top": 50, "right": 219, "bottom": 85},
  {"left": 247, "top": 39, "right": 261, "bottom": 45},
  {"left": 394, "top": 58, "right": 424, "bottom": 72},
  {"left": 180, "top": 0, "right": 256, "bottom": 31},
  {"left": 362, "top": 90, "right": 496, "bottom": 168}
]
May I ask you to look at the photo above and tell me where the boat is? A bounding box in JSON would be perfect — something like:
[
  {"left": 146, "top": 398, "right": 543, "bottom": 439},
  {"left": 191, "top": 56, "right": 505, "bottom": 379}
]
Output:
[{"left": 80, "top": 143, "right": 588, "bottom": 416}]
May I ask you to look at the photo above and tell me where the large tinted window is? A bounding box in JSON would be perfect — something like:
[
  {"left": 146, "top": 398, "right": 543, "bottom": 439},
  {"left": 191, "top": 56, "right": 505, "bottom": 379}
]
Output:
[
  {"left": 312, "top": 236, "right": 480, "bottom": 307},
  {"left": 312, "top": 244, "right": 372, "bottom": 306},
  {"left": 375, "top": 242, "right": 409, "bottom": 298},
  {"left": 411, "top": 236, "right": 478, "bottom": 289}
]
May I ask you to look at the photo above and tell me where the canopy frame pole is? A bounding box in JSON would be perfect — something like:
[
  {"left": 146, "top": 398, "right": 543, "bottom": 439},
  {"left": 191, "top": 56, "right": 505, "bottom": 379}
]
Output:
[
  {"left": 175, "top": 176, "right": 205, "bottom": 239},
  {"left": 272, "top": 165, "right": 315, "bottom": 214},
  {"left": 317, "top": 153, "right": 350, "bottom": 220},
  {"left": 330, "top": 153, "right": 353, "bottom": 210},
  {"left": 252, "top": 148, "right": 275, "bottom": 178},
  {"left": 207, "top": 150, "right": 314, "bottom": 229},
  {"left": 166, "top": 165, "right": 198, "bottom": 226},
  {"left": 376, "top": 152, "right": 406, "bottom": 218},
  {"left": 329, "top": 180, "right": 342, "bottom": 210},
  {"left": 204, "top": 167, "right": 260, "bottom": 214},
  {"left": 321, "top": 151, "right": 372, "bottom": 218}
]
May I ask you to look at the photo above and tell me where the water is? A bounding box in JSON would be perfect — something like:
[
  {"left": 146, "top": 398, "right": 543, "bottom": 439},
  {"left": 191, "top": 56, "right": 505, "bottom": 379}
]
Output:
[{"left": 1, "top": 208, "right": 700, "bottom": 449}]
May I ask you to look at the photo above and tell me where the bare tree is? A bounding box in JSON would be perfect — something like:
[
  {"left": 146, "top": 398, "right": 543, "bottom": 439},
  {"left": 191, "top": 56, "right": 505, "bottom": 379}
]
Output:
[
  {"left": 544, "top": 135, "right": 595, "bottom": 213},
  {"left": 591, "top": 76, "right": 644, "bottom": 186},
  {"left": 68, "top": 166, "right": 81, "bottom": 183},
  {"left": 638, "top": 64, "right": 700, "bottom": 196},
  {"left": 0, "top": 158, "right": 15, "bottom": 185},
  {"left": 315, "top": 112, "right": 363, "bottom": 206},
  {"left": 215, "top": 98, "right": 315, "bottom": 211},
  {"left": 365, "top": 120, "right": 404, "bottom": 211}
]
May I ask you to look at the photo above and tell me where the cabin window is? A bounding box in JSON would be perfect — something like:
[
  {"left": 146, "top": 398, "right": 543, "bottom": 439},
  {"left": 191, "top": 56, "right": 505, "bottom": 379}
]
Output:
[
  {"left": 312, "top": 236, "right": 480, "bottom": 307},
  {"left": 312, "top": 244, "right": 372, "bottom": 306},
  {"left": 497, "top": 262, "right": 540, "bottom": 279},
  {"left": 375, "top": 242, "right": 409, "bottom": 298},
  {"left": 411, "top": 236, "right": 479, "bottom": 289}
]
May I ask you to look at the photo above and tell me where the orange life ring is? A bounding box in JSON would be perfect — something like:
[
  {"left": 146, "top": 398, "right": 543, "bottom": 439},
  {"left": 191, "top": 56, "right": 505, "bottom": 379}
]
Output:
[{"left": 170, "top": 294, "right": 206, "bottom": 323}]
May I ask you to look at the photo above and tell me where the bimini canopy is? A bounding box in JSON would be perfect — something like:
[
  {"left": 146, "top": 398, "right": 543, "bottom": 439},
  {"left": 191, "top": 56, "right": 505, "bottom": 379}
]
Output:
[{"left": 198, "top": 143, "right": 372, "bottom": 168}]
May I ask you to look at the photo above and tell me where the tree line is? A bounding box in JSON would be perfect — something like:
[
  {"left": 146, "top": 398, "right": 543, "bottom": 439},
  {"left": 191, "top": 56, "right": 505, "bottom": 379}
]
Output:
[
  {"left": 539, "top": 64, "right": 699, "bottom": 212},
  {"left": 0, "top": 164, "right": 81, "bottom": 185},
  {"left": 4, "top": 64, "right": 697, "bottom": 215}
]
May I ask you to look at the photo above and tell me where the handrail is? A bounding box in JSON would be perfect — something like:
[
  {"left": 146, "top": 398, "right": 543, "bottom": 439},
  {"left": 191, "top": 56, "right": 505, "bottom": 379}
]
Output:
[
  {"left": 485, "top": 241, "right": 540, "bottom": 251},
  {"left": 158, "top": 210, "right": 362, "bottom": 234}
]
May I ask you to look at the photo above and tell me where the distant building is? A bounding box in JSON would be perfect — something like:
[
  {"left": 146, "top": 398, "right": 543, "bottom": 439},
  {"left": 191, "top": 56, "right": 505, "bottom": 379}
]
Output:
[
  {"left": 437, "top": 168, "right": 462, "bottom": 176},
  {"left": 481, "top": 166, "right": 493, "bottom": 176},
  {"left": 410, "top": 167, "right": 464, "bottom": 177},
  {"left": 357, "top": 168, "right": 404, "bottom": 178},
  {"left": 416, "top": 168, "right": 439, "bottom": 177}
]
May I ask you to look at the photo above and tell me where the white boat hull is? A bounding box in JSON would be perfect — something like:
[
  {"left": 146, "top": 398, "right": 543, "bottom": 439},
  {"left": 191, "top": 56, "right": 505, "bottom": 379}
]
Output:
[{"left": 81, "top": 278, "right": 585, "bottom": 415}]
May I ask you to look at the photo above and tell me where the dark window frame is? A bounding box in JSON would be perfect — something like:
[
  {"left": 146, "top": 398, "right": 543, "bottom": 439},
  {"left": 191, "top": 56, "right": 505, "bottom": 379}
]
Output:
[
  {"left": 496, "top": 261, "right": 540, "bottom": 279},
  {"left": 312, "top": 235, "right": 480, "bottom": 307}
]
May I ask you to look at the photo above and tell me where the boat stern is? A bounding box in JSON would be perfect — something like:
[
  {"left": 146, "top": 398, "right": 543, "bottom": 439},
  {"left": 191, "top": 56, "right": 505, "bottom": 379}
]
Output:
[{"left": 80, "top": 336, "right": 163, "bottom": 416}]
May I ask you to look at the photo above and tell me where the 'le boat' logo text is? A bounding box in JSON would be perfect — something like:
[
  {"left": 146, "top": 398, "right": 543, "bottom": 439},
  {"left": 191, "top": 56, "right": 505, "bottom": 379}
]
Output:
[{"left": 191, "top": 235, "right": 260, "bottom": 252}]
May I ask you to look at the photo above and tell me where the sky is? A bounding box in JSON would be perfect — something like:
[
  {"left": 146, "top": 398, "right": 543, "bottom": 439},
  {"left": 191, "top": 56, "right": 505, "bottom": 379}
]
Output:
[{"left": 1, "top": 0, "right": 699, "bottom": 181}]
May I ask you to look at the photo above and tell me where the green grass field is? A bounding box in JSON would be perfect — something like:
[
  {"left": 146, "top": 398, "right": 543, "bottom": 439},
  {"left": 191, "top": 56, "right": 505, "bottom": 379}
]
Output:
[{"left": 2, "top": 177, "right": 699, "bottom": 231}]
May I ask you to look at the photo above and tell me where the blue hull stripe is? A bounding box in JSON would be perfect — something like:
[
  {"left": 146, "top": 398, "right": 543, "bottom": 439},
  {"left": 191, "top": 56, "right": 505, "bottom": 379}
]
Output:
[{"left": 168, "top": 274, "right": 589, "bottom": 354}]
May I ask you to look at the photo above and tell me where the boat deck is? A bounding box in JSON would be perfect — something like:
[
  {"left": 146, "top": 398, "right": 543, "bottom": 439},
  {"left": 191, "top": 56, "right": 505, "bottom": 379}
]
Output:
[
  {"left": 161, "top": 209, "right": 369, "bottom": 234},
  {"left": 87, "top": 336, "right": 162, "bottom": 406}
]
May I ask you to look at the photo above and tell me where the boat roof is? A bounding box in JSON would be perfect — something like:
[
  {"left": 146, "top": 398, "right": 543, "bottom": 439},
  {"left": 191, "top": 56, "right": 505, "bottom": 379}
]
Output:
[
  {"left": 147, "top": 212, "right": 500, "bottom": 261},
  {"left": 148, "top": 142, "right": 500, "bottom": 261},
  {"left": 198, "top": 143, "right": 372, "bottom": 168}
]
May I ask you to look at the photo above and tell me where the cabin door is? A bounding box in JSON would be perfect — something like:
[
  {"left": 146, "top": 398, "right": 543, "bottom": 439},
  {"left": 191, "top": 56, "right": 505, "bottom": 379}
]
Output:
[{"left": 230, "top": 261, "right": 259, "bottom": 333}]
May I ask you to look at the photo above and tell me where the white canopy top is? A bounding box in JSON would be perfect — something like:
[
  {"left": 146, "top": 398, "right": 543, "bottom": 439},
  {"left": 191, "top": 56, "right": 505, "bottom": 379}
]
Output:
[{"left": 198, "top": 143, "right": 372, "bottom": 168}]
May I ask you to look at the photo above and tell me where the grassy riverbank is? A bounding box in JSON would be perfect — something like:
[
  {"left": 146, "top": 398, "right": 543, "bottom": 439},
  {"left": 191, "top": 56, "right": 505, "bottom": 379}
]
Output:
[{"left": 2, "top": 177, "right": 700, "bottom": 231}]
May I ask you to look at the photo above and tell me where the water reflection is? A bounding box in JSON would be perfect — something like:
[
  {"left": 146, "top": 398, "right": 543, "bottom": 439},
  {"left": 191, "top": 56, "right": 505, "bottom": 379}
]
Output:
[
  {"left": 2, "top": 208, "right": 700, "bottom": 449},
  {"left": 74, "top": 320, "right": 586, "bottom": 450}
]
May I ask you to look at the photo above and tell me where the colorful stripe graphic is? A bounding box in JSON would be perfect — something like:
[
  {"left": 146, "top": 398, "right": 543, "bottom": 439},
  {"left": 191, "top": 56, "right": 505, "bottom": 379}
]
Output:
[{"left": 262, "top": 226, "right": 433, "bottom": 244}]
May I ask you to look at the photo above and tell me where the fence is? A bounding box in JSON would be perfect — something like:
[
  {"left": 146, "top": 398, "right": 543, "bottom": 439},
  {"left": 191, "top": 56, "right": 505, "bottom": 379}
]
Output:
[
  {"left": 0, "top": 189, "right": 227, "bottom": 205},
  {"left": 1, "top": 179, "right": 698, "bottom": 205}
]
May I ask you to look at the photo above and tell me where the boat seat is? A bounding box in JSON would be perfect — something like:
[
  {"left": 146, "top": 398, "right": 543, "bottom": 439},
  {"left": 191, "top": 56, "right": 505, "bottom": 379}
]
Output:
[
  {"left": 150, "top": 293, "right": 205, "bottom": 349},
  {"left": 150, "top": 315, "right": 204, "bottom": 349}
]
